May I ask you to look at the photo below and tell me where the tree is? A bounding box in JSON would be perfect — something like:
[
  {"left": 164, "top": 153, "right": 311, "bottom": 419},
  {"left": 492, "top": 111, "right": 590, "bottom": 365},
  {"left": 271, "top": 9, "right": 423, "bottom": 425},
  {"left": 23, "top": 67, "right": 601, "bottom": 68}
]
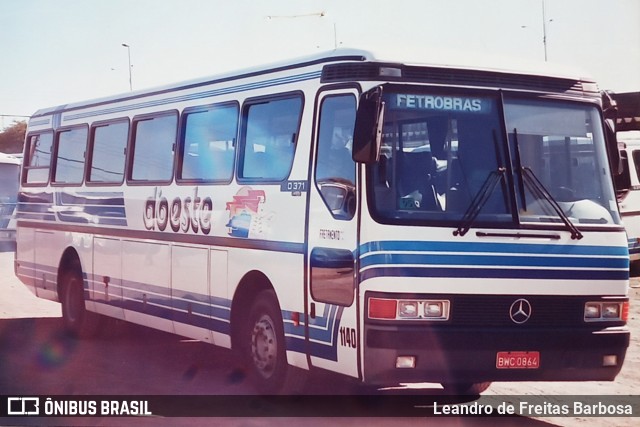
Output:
[{"left": 0, "top": 120, "right": 27, "bottom": 154}]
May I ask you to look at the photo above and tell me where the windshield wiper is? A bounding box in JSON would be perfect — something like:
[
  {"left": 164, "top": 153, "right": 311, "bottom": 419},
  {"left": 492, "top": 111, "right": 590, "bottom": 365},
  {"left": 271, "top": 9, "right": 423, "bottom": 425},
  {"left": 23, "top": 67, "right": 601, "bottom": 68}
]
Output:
[
  {"left": 453, "top": 168, "right": 506, "bottom": 237},
  {"left": 511, "top": 128, "right": 583, "bottom": 240},
  {"left": 521, "top": 166, "right": 583, "bottom": 240}
]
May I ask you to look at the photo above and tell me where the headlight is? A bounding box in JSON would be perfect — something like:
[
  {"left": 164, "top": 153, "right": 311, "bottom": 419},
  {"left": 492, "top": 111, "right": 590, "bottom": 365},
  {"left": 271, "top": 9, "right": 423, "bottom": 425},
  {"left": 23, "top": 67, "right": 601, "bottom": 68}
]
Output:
[
  {"left": 398, "top": 301, "right": 418, "bottom": 318},
  {"left": 584, "top": 303, "right": 601, "bottom": 319},
  {"left": 584, "top": 301, "right": 628, "bottom": 322},
  {"left": 425, "top": 301, "right": 444, "bottom": 318},
  {"left": 602, "top": 303, "right": 620, "bottom": 319}
]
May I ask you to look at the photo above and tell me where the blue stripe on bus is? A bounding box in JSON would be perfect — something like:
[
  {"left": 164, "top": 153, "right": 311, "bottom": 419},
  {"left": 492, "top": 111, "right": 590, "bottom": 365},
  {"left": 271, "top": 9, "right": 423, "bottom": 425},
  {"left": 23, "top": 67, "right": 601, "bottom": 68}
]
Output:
[
  {"left": 360, "top": 240, "right": 629, "bottom": 257},
  {"left": 63, "top": 71, "right": 322, "bottom": 121},
  {"left": 29, "top": 118, "right": 50, "bottom": 127},
  {"left": 360, "top": 253, "right": 629, "bottom": 269},
  {"left": 17, "top": 192, "right": 56, "bottom": 221},
  {"left": 284, "top": 304, "right": 342, "bottom": 362},
  {"left": 360, "top": 266, "right": 629, "bottom": 282},
  {"left": 359, "top": 240, "right": 629, "bottom": 282},
  {"left": 17, "top": 191, "right": 128, "bottom": 226}
]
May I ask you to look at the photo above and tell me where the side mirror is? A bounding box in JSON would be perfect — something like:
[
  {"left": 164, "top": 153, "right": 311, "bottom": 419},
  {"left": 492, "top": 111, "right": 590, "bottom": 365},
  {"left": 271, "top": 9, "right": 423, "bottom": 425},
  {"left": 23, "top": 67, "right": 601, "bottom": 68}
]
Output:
[{"left": 353, "top": 87, "right": 384, "bottom": 164}]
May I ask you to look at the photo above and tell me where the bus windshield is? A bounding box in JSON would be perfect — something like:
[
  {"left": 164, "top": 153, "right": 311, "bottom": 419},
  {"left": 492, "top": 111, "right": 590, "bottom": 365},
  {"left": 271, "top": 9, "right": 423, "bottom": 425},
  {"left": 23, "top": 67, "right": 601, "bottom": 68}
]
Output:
[
  {"left": 505, "top": 97, "right": 620, "bottom": 226},
  {"left": 0, "top": 162, "right": 19, "bottom": 231},
  {"left": 369, "top": 89, "right": 621, "bottom": 228}
]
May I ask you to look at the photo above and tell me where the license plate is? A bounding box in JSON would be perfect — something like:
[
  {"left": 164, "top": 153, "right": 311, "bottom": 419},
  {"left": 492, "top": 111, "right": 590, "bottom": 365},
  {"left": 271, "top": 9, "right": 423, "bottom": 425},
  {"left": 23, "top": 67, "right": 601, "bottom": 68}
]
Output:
[{"left": 496, "top": 351, "right": 540, "bottom": 369}]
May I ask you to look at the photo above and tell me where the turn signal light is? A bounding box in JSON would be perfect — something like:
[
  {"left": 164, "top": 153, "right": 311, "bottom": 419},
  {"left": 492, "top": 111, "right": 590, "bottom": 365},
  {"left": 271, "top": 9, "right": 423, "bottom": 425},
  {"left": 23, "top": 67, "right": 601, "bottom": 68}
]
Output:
[
  {"left": 369, "top": 298, "right": 397, "bottom": 319},
  {"left": 368, "top": 297, "right": 450, "bottom": 321}
]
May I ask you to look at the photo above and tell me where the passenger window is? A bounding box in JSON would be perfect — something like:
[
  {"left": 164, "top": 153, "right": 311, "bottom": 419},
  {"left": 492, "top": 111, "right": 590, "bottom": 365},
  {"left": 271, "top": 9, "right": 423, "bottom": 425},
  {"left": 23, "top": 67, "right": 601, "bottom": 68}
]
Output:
[
  {"left": 315, "top": 94, "right": 357, "bottom": 219},
  {"left": 23, "top": 132, "right": 54, "bottom": 184},
  {"left": 88, "top": 120, "right": 128, "bottom": 183},
  {"left": 180, "top": 104, "right": 238, "bottom": 182},
  {"left": 53, "top": 126, "right": 88, "bottom": 184},
  {"left": 240, "top": 96, "right": 302, "bottom": 181},
  {"left": 130, "top": 113, "right": 177, "bottom": 182}
]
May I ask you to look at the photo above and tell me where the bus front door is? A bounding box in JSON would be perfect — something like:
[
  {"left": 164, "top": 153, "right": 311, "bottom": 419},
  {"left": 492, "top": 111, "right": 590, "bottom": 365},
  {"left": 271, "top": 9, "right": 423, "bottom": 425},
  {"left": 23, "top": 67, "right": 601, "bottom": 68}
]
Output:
[{"left": 306, "top": 88, "right": 360, "bottom": 378}]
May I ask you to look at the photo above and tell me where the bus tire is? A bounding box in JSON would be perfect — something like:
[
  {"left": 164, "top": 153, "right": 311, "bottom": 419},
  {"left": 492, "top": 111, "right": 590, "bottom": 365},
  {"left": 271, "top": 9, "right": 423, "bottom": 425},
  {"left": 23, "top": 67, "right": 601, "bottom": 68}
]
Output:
[
  {"left": 245, "top": 289, "right": 307, "bottom": 394},
  {"left": 442, "top": 381, "right": 492, "bottom": 395},
  {"left": 60, "top": 265, "right": 103, "bottom": 339}
]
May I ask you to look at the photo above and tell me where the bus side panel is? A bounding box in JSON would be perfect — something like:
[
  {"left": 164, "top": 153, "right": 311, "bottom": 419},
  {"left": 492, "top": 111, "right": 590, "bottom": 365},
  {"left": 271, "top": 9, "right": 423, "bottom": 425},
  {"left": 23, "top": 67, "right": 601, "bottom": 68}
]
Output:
[
  {"left": 34, "top": 230, "right": 58, "bottom": 301},
  {"left": 92, "top": 237, "right": 125, "bottom": 320},
  {"left": 209, "top": 248, "right": 230, "bottom": 348},
  {"left": 171, "top": 244, "right": 213, "bottom": 343},
  {"left": 15, "top": 226, "right": 36, "bottom": 295},
  {"left": 121, "top": 240, "right": 174, "bottom": 334}
]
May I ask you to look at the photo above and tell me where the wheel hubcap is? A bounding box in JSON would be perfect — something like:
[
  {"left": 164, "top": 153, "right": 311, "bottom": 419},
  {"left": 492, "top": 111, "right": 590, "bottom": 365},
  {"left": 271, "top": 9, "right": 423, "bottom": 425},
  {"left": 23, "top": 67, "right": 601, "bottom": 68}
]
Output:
[{"left": 251, "top": 315, "right": 277, "bottom": 378}]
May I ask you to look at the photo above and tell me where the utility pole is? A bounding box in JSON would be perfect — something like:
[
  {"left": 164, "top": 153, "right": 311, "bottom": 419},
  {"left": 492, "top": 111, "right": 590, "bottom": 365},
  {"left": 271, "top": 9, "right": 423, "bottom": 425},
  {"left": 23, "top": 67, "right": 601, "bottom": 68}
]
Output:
[{"left": 542, "top": 0, "right": 552, "bottom": 61}]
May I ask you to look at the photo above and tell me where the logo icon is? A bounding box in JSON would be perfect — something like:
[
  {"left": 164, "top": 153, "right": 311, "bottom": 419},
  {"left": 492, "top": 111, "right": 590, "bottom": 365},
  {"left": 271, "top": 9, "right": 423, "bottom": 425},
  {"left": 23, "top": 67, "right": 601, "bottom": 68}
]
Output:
[
  {"left": 509, "top": 299, "right": 532, "bottom": 324},
  {"left": 7, "top": 397, "right": 39, "bottom": 415}
]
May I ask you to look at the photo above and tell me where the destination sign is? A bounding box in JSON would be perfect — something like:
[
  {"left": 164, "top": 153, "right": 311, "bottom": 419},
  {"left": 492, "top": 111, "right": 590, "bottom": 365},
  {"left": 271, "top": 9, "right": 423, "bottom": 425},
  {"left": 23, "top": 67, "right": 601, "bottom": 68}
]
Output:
[{"left": 390, "top": 94, "right": 491, "bottom": 113}]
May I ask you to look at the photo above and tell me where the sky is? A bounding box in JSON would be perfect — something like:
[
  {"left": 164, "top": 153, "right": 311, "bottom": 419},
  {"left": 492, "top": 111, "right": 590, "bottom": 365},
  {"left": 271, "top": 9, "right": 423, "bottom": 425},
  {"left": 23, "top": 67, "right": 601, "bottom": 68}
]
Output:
[{"left": 1, "top": 0, "right": 639, "bottom": 129}]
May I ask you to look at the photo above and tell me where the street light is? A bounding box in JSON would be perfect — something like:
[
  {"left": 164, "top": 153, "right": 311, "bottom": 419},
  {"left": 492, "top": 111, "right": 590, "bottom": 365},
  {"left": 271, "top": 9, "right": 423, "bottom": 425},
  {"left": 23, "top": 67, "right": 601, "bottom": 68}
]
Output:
[
  {"left": 520, "top": 0, "right": 553, "bottom": 62},
  {"left": 266, "top": 11, "right": 337, "bottom": 49},
  {"left": 122, "top": 43, "right": 133, "bottom": 91},
  {"left": 541, "top": 0, "right": 550, "bottom": 61}
]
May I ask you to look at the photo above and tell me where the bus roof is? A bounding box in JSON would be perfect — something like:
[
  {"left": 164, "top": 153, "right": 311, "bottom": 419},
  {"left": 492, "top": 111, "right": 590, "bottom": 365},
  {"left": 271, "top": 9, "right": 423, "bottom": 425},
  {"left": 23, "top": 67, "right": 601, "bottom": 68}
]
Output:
[{"left": 30, "top": 47, "right": 596, "bottom": 119}]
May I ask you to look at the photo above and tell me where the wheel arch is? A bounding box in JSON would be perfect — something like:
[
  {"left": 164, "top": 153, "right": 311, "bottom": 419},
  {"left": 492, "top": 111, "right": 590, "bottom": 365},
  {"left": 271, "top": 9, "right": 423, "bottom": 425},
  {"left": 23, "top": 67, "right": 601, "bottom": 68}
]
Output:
[
  {"left": 230, "top": 270, "right": 277, "bottom": 352},
  {"left": 57, "top": 246, "right": 83, "bottom": 298}
]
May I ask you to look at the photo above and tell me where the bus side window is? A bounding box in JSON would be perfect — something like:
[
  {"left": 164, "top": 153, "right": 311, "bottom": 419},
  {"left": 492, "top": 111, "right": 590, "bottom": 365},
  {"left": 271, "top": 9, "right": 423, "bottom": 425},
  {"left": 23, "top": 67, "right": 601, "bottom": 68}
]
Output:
[
  {"left": 88, "top": 120, "right": 128, "bottom": 184},
  {"left": 180, "top": 104, "right": 238, "bottom": 182},
  {"left": 23, "top": 132, "right": 54, "bottom": 185},
  {"left": 315, "top": 94, "right": 356, "bottom": 219},
  {"left": 130, "top": 112, "right": 178, "bottom": 182},
  {"left": 240, "top": 96, "right": 302, "bottom": 181},
  {"left": 52, "top": 126, "right": 88, "bottom": 185}
]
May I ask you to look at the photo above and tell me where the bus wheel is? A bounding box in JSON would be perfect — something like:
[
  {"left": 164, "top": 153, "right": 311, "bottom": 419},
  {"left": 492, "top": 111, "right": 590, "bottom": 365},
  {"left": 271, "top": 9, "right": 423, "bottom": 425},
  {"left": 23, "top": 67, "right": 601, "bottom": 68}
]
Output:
[
  {"left": 246, "top": 290, "right": 306, "bottom": 394},
  {"left": 60, "top": 266, "right": 102, "bottom": 338},
  {"left": 441, "top": 382, "right": 492, "bottom": 395}
]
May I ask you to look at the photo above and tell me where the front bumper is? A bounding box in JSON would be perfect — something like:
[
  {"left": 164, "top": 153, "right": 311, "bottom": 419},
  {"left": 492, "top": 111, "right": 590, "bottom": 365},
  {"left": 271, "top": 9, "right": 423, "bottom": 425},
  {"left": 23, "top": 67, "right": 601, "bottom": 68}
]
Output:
[{"left": 363, "top": 324, "right": 629, "bottom": 385}]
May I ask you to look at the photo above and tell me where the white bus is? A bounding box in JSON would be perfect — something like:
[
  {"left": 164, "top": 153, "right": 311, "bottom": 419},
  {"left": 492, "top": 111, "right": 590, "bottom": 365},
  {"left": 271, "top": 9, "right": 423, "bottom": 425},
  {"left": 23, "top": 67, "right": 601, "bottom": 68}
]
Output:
[
  {"left": 612, "top": 92, "right": 640, "bottom": 270},
  {"left": 617, "top": 138, "right": 640, "bottom": 269},
  {"left": 15, "top": 48, "right": 629, "bottom": 394},
  {"left": 0, "top": 152, "right": 21, "bottom": 243}
]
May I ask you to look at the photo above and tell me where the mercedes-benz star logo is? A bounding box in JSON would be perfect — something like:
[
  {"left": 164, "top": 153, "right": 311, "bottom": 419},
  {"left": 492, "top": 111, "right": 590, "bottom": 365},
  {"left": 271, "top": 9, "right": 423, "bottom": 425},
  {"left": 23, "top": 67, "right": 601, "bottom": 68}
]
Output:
[{"left": 509, "top": 299, "right": 532, "bottom": 324}]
